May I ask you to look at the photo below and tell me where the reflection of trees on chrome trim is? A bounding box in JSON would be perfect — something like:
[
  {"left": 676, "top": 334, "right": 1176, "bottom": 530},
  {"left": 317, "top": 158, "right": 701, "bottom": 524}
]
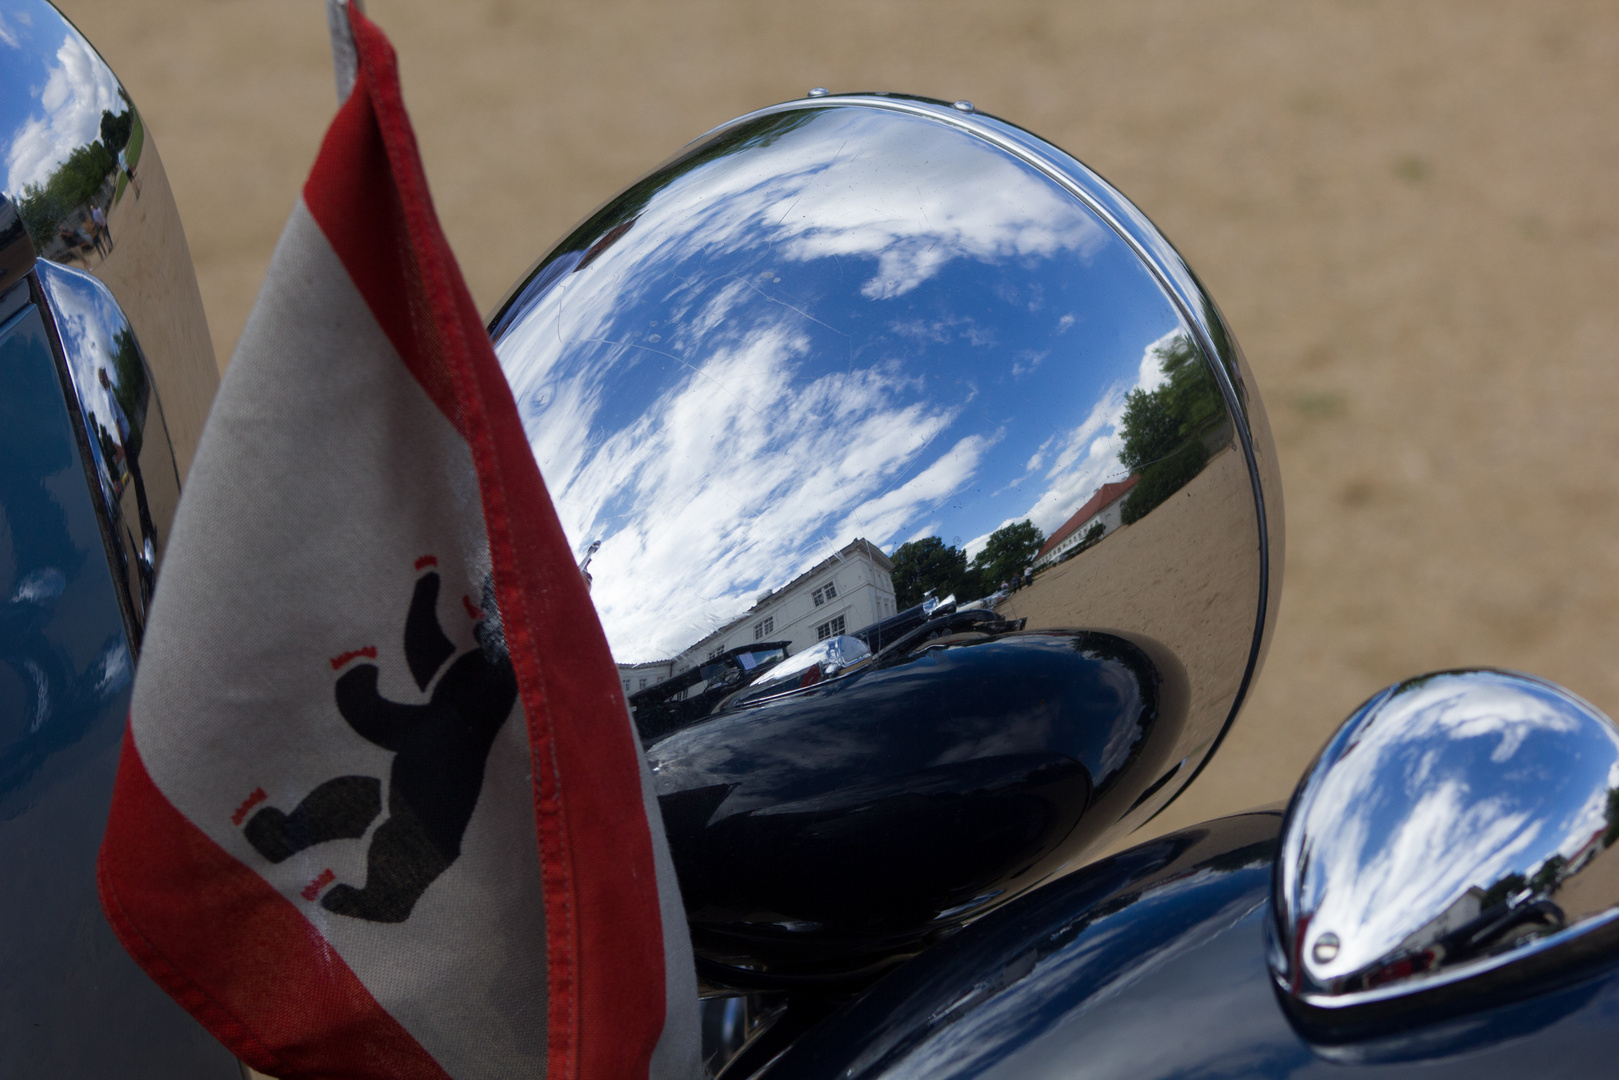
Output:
[
  {"left": 14, "top": 102, "right": 135, "bottom": 253},
  {"left": 890, "top": 519, "right": 1046, "bottom": 609},
  {"left": 1118, "top": 333, "right": 1226, "bottom": 524},
  {"left": 971, "top": 519, "right": 1044, "bottom": 592},
  {"left": 890, "top": 536, "right": 969, "bottom": 610}
]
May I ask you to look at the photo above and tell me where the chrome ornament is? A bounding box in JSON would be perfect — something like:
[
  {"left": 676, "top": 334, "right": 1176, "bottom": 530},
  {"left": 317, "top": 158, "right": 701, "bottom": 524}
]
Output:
[
  {"left": 491, "top": 94, "right": 1282, "bottom": 980},
  {"left": 0, "top": 0, "right": 217, "bottom": 631},
  {"left": 1273, "top": 670, "right": 1619, "bottom": 1023},
  {"left": 0, "top": 0, "right": 215, "bottom": 476}
]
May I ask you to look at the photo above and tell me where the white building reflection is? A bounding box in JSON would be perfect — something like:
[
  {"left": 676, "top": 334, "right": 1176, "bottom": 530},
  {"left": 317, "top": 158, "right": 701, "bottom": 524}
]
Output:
[
  {"left": 1030, "top": 475, "right": 1138, "bottom": 571},
  {"left": 616, "top": 537, "right": 895, "bottom": 696}
]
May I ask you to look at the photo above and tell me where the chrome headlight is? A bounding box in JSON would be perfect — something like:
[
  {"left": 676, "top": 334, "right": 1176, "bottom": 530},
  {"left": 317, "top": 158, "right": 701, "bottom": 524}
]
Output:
[{"left": 492, "top": 94, "right": 1283, "bottom": 982}]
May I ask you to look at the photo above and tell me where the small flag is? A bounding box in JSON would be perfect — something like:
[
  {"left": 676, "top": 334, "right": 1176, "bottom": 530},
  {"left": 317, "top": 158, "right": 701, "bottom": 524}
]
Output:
[{"left": 96, "top": 5, "right": 699, "bottom": 1078}]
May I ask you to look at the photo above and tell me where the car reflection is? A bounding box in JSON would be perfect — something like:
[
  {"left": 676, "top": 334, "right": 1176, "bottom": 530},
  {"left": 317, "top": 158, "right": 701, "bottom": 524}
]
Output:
[{"left": 646, "top": 619, "right": 1188, "bottom": 985}]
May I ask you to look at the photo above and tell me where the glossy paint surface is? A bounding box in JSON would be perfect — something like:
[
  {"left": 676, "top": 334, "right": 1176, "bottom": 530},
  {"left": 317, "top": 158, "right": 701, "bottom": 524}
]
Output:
[
  {"left": 1274, "top": 670, "right": 1619, "bottom": 1022},
  {"left": 490, "top": 96, "right": 1280, "bottom": 976},
  {"left": 0, "top": 289, "right": 235, "bottom": 1076},
  {"left": 651, "top": 629, "right": 1187, "bottom": 980},
  {"left": 764, "top": 809, "right": 1619, "bottom": 1080}
]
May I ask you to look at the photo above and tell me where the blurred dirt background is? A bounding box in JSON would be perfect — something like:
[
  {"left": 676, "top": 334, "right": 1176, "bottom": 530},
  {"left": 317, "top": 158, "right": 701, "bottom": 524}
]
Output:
[{"left": 55, "top": 0, "right": 1619, "bottom": 843}]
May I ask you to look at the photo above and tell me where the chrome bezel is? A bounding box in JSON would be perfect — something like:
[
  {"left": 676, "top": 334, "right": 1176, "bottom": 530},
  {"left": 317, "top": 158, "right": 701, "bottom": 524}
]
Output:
[{"left": 490, "top": 92, "right": 1282, "bottom": 812}]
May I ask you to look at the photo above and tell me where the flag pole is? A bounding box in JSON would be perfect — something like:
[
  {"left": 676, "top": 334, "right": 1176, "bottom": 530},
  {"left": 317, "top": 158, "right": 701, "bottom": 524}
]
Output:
[{"left": 326, "top": 0, "right": 366, "bottom": 103}]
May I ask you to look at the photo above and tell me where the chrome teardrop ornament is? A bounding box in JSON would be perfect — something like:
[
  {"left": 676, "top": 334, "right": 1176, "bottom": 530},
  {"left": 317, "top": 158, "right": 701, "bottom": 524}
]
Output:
[{"left": 1273, "top": 670, "right": 1619, "bottom": 1028}]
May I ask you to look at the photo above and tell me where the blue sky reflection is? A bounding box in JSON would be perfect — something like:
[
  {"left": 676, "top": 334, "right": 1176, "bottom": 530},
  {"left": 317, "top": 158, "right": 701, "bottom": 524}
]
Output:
[
  {"left": 495, "top": 107, "right": 1195, "bottom": 661},
  {"left": 0, "top": 4, "right": 123, "bottom": 197}
]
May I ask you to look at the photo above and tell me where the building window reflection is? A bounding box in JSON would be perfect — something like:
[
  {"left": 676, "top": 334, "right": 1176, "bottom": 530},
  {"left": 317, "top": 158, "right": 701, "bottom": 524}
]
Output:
[
  {"left": 615, "top": 538, "right": 895, "bottom": 700},
  {"left": 816, "top": 614, "right": 846, "bottom": 641}
]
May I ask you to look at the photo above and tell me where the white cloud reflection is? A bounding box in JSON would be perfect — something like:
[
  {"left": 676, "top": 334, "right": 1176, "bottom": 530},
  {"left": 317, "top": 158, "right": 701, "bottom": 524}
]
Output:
[
  {"left": 1294, "top": 675, "right": 1616, "bottom": 980},
  {"left": 965, "top": 330, "right": 1178, "bottom": 559},
  {"left": 504, "top": 314, "right": 968, "bottom": 661},
  {"left": 494, "top": 109, "right": 1146, "bottom": 661},
  {"left": 600, "top": 110, "right": 1108, "bottom": 304},
  {"left": 34, "top": 260, "right": 129, "bottom": 457},
  {"left": 5, "top": 30, "right": 122, "bottom": 194}
]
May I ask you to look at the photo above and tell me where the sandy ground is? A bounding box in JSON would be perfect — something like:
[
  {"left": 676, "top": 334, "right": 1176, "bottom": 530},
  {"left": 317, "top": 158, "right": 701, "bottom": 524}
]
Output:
[{"left": 55, "top": 0, "right": 1619, "bottom": 843}]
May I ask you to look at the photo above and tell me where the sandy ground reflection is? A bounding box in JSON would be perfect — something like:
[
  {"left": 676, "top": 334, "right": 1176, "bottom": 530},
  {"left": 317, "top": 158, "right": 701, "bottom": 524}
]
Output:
[{"left": 999, "top": 447, "right": 1261, "bottom": 841}]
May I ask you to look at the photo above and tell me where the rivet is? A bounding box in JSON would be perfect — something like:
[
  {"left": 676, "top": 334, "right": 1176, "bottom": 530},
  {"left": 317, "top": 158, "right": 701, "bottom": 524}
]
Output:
[
  {"left": 953, "top": 100, "right": 975, "bottom": 113},
  {"left": 1312, "top": 932, "right": 1340, "bottom": 964},
  {"left": 807, "top": 87, "right": 830, "bottom": 98}
]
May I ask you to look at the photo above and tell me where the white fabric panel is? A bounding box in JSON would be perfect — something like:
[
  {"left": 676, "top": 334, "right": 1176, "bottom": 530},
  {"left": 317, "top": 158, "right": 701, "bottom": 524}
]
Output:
[{"left": 132, "top": 200, "right": 549, "bottom": 1079}]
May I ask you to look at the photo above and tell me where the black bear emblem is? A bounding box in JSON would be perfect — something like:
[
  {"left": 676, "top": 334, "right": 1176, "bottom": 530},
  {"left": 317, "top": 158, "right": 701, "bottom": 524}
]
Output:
[{"left": 244, "top": 567, "right": 518, "bottom": 923}]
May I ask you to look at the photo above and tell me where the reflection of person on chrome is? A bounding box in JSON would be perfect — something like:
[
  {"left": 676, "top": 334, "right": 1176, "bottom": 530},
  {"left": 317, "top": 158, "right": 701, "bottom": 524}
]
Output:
[
  {"left": 90, "top": 205, "right": 110, "bottom": 257},
  {"left": 99, "top": 367, "right": 160, "bottom": 601},
  {"left": 58, "top": 222, "right": 92, "bottom": 265},
  {"left": 117, "top": 147, "right": 140, "bottom": 197}
]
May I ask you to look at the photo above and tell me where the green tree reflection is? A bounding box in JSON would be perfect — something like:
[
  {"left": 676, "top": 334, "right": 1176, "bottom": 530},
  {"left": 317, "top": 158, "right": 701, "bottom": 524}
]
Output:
[
  {"left": 1480, "top": 872, "right": 1527, "bottom": 910},
  {"left": 14, "top": 107, "right": 135, "bottom": 252},
  {"left": 890, "top": 536, "right": 971, "bottom": 610},
  {"left": 891, "top": 520, "right": 1046, "bottom": 608},
  {"left": 109, "top": 327, "right": 148, "bottom": 456},
  {"left": 969, "top": 519, "right": 1044, "bottom": 592},
  {"left": 1117, "top": 333, "right": 1225, "bottom": 524}
]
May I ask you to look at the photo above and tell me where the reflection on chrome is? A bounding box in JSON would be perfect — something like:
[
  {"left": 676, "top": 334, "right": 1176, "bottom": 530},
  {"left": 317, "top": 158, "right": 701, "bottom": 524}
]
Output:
[
  {"left": 647, "top": 624, "right": 1189, "bottom": 983},
  {"left": 0, "top": 193, "right": 31, "bottom": 289},
  {"left": 35, "top": 258, "right": 180, "bottom": 628},
  {"left": 1, "top": 0, "right": 217, "bottom": 487},
  {"left": 0, "top": 3, "right": 138, "bottom": 273},
  {"left": 491, "top": 94, "right": 1280, "bottom": 983},
  {"left": 624, "top": 545, "right": 1029, "bottom": 748},
  {"left": 1273, "top": 670, "right": 1619, "bottom": 1019}
]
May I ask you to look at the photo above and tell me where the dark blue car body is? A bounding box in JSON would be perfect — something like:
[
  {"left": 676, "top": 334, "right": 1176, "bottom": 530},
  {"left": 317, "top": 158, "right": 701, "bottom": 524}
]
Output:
[
  {"left": 0, "top": 273, "right": 237, "bottom": 1075},
  {"left": 763, "top": 810, "right": 1619, "bottom": 1080}
]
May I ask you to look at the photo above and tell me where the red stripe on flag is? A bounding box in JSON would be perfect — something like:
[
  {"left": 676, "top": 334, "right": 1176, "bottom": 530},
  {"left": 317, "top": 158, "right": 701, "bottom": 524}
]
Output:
[
  {"left": 98, "top": 725, "right": 450, "bottom": 1080},
  {"left": 301, "top": 77, "right": 462, "bottom": 435},
  {"left": 305, "top": 9, "right": 672, "bottom": 1080}
]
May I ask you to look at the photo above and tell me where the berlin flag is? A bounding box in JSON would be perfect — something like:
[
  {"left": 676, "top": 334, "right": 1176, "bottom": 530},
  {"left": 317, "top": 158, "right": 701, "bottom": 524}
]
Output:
[{"left": 96, "top": 5, "right": 700, "bottom": 1079}]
